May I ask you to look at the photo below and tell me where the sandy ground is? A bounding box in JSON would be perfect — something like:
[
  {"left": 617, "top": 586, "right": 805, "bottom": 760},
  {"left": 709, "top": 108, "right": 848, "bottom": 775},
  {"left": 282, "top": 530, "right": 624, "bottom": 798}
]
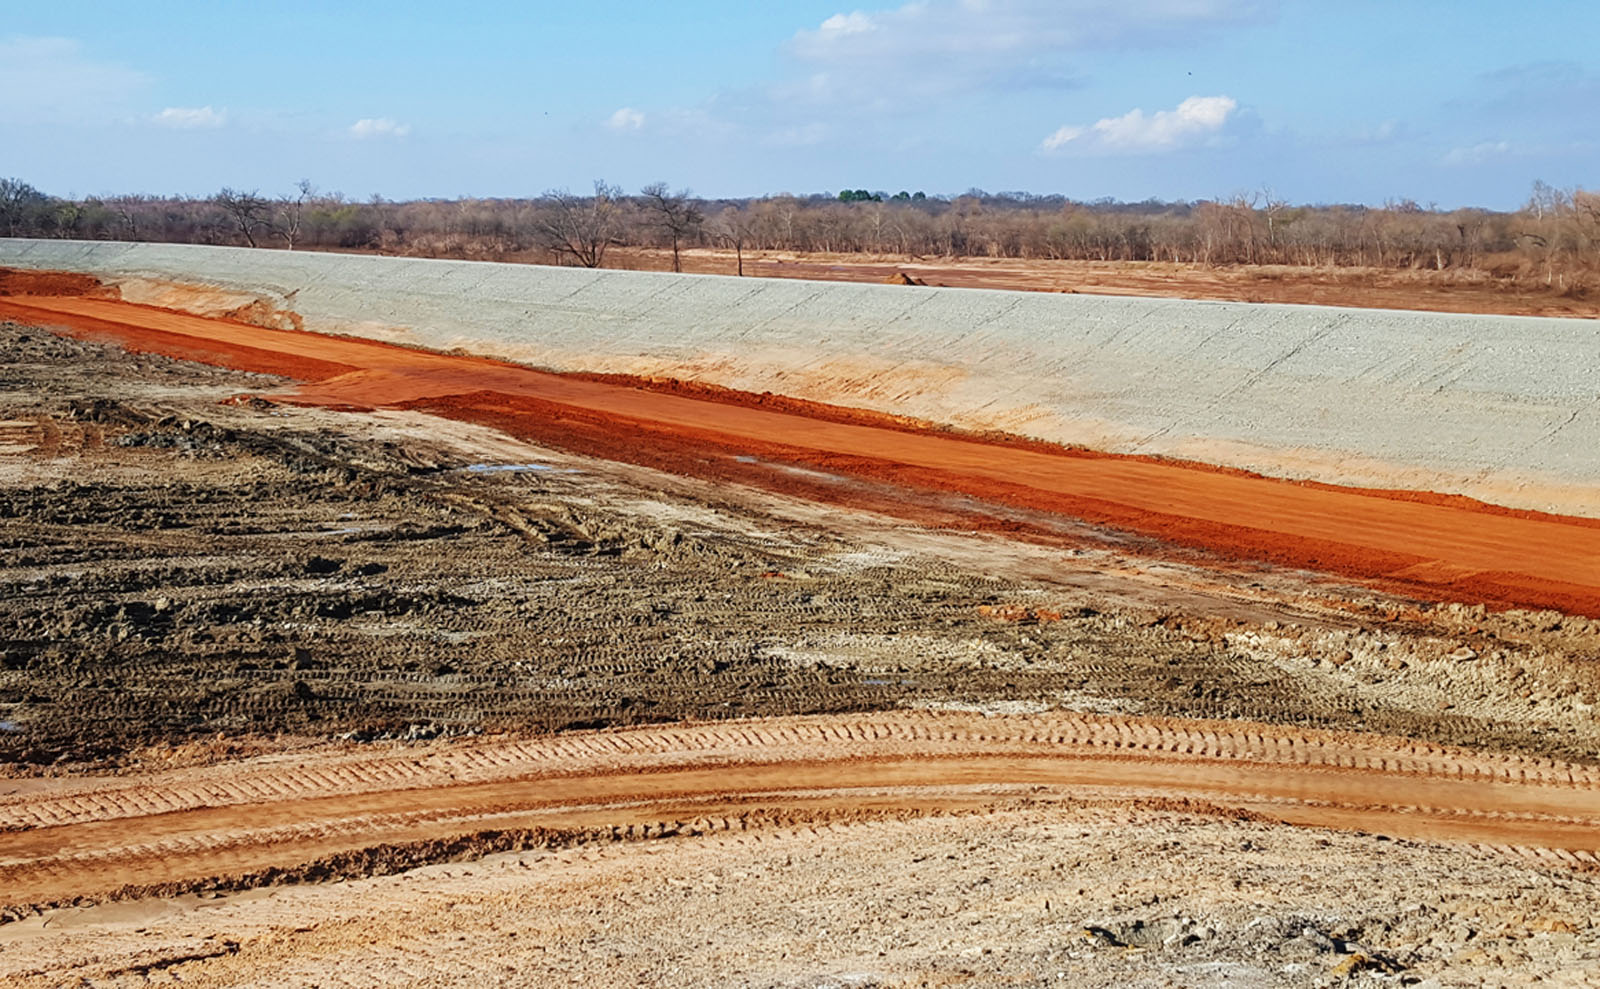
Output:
[
  {"left": 6, "top": 291, "right": 1600, "bottom": 984},
  {"left": 10, "top": 806, "right": 1600, "bottom": 987}
]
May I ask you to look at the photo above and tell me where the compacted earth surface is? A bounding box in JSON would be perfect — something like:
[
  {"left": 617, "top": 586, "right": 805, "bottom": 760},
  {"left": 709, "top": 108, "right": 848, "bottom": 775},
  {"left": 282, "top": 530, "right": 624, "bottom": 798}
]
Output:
[{"left": 4, "top": 279, "right": 1600, "bottom": 985}]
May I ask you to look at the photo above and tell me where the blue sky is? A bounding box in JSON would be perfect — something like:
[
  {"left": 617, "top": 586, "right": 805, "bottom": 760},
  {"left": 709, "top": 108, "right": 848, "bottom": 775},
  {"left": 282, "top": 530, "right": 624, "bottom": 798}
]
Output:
[{"left": 3, "top": 1, "right": 1595, "bottom": 208}]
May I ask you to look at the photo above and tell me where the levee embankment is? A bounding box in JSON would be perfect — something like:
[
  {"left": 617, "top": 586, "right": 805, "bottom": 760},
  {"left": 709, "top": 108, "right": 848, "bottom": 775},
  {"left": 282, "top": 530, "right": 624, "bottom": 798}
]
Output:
[{"left": 3, "top": 239, "right": 1596, "bottom": 514}]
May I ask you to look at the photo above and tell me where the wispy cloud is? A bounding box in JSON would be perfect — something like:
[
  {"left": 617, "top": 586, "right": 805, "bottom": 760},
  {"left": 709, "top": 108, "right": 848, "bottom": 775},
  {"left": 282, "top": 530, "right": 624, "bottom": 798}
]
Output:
[
  {"left": 1349, "top": 119, "right": 1402, "bottom": 146},
  {"left": 1042, "top": 95, "right": 1238, "bottom": 153},
  {"left": 1441, "top": 140, "right": 1513, "bottom": 166},
  {"left": 787, "top": 0, "right": 1273, "bottom": 101},
  {"left": 605, "top": 107, "right": 646, "bottom": 131},
  {"left": 1458, "top": 61, "right": 1600, "bottom": 141},
  {"left": 349, "top": 117, "right": 411, "bottom": 139},
  {"left": 764, "top": 122, "right": 829, "bottom": 147},
  {"left": 620, "top": 2, "right": 1271, "bottom": 158},
  {"left": 0, "top": 36, "right": 150, "bottom": 124},
  {"left": 153, "top": 105, "right": 226, "bottom": 129},
  {"left": 791, "top": 0, "right": 1272, "bottom": 62}
]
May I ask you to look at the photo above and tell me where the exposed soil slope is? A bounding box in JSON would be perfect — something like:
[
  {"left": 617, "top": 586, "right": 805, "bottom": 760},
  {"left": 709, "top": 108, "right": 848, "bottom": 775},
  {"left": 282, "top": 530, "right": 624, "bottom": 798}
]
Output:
[{"left": 4, "top": 294, "right": 1598, "bottom": 617}]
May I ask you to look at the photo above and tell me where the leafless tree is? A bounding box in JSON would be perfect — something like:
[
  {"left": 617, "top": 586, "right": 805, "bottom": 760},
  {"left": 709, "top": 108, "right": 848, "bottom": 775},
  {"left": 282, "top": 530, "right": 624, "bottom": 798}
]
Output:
[
  {"left": 537, "top": 180, "right": 622, "bottom": 268},
  {"left": 215, "top": 187, "right": 272, "bottom": 248},
  {"left": 0, "top": 178, "right": 47, "bottom": 237},
  {"left": 1576, "top": 191, "right": 1600, "bottom": 258},
  {"left": 710, "top": 204, "right": 754, "bottom": 275},
  {"left": 10, "top": 174, "right": 1593, "bottom": 293},
  {"left": 1260, "top": 187, "right": 1290, "bottom": 255},
  {"left": 275, "top": 179, "right": 315, "bottom": 250},
  {"left": 640, "top": 182, "right": 704, "bottom": 272},
  {"left": 113, "top": 201, "right": 140, "bottom": 240}
]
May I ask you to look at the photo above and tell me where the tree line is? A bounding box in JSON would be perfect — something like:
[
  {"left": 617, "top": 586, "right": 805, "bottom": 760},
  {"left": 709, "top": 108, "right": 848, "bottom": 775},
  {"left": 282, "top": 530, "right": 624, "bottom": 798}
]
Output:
[{"left": 2, "top": 176, "right": 1597, "bottom": 293}]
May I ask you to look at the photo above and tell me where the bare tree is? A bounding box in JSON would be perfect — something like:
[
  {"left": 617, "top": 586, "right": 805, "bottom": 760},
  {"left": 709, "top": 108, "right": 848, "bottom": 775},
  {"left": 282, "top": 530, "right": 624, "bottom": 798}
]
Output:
[
  {"left": 639, "top": 182, "right": 704, "bottom": 272},
  {"left": 1260, "top": 187, "right": 1290, "bottom": 259},
  {"left": 275, "top": 179, "right": 315, "bottom": 250},
  {"left": 537, "top": 181, "right": 623, "bottom": 268},
  {"left": 0, "top": 178, "right": 48, "bottom": 237},
  {"left": 1576, "top": 190, "right": 1600, "bottom": 260},
  {"left": 710, "top": 204, "right": 753, "bottom": 276},
  {"left": 215, "top": 187, "right": 271, "bottom": 248},
  {"left": 113, "top": 201, "right": 140, "bottom": 241}
]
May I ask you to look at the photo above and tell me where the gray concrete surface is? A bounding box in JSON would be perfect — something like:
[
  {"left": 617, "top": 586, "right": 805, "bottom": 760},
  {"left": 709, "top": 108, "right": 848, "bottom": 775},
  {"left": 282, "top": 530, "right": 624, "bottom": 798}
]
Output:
[{"left": 4, "top": 238, "right": 1598, "bottom": 515}]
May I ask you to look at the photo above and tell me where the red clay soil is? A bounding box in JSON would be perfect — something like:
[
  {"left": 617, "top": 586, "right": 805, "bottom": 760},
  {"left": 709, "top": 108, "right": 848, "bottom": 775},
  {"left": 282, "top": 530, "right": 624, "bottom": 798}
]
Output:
[
  {"left": 6, "top": 293, "right": 1600, "bottom": 616},
  {"left": 0, "top": 268, "right": 108, "bottom": 297}
]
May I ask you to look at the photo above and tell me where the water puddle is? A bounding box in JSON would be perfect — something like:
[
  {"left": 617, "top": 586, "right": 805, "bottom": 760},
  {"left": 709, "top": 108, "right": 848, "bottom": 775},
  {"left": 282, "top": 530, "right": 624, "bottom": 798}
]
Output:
[{"left": 459, "top": 463, "right": 578, "bottom": 475}]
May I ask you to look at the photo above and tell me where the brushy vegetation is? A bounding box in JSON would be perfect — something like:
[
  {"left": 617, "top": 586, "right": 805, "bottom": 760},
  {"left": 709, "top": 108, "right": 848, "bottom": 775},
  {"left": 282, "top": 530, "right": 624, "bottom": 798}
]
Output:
[{"left": 3, "top": 177, "right": 1597, "bottom": 295}]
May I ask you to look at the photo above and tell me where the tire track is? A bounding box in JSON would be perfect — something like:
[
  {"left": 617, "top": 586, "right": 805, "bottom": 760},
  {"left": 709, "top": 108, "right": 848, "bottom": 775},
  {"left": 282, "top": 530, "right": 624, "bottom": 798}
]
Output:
[
  {"left": 5, "top": 711, "right": 1599, "bottom": 832},
  {"left": 3, "top": 711, "right": 1600, "bottom": 911}
]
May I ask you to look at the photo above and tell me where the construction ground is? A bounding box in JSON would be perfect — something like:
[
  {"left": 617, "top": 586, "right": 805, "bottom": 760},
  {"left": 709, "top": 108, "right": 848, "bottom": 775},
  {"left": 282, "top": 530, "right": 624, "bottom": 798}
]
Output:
[{"left": 2, "top": 248, "right": 1600, "bottom": 986}]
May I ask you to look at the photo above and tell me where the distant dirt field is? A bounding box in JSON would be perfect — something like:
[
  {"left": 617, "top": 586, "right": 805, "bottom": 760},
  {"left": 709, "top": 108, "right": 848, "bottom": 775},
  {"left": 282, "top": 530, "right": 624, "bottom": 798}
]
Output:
[{"left": 540, "top": 246, "right": 1600, "bottom": 320}]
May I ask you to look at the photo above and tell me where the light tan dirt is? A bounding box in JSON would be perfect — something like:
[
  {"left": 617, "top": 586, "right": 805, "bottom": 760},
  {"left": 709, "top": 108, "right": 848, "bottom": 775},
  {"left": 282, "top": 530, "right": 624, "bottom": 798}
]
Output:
[
  {"left": 6, "top": 805, "right": 1600, "bottom": 987},
  {"left": 5, "top": 712, "right": 1600, "bottom": 914}
]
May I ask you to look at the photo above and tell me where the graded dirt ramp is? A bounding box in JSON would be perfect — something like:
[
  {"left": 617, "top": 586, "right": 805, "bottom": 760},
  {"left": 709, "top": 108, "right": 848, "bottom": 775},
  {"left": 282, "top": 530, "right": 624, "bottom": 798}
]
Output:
[
  {"left": 4, "top": 293, "right": 1600, "bottom": 615},
  {"left": 4, "top": 712, "right": 1600, "bottom": 913},
  {"left": 2, "top": 241, "right": 1598, "bottom": 516}
]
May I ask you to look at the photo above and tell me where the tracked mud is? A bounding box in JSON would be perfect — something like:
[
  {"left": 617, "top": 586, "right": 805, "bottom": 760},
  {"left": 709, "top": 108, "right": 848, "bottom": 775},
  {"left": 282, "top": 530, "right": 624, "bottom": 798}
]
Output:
[{"left": 6, "top": 314, "right": 1600, "bottom": 772}]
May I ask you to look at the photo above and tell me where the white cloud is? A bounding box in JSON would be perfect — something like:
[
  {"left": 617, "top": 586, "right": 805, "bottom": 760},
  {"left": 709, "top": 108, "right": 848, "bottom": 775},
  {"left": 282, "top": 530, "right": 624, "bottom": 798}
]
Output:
[
  {"left": 605, "top": 107, "right": 646, "bottom": 131},
  {"left": 0, "top": 36, "right": 150, "bottom": 125},
  {"left": 153, "top": 105, "right": 226, "bottom": 129},
  {"left": 349, "top": 117, "right": 411, "bottom": 139},
  {"left": 635, "top": 1, "right": 1267, "bottom": 155},
  {"left": 815, "top": 11, "right": 875, "bottom": 38},
  {"left": 572, "top": 2, "right": 1267, "bottom": 164},
  {"left": 789, "top": 1, "right": 1272, "bottom": 96},
  {"left": 1441, "top": 140, "right": 1513, "bottom": 166},
  {"left": 1039, "top": 125, "right": 1085, "bottom": 150},
  {"left": 1041, "top": 95, "right": 1238, "bottom": 153}
]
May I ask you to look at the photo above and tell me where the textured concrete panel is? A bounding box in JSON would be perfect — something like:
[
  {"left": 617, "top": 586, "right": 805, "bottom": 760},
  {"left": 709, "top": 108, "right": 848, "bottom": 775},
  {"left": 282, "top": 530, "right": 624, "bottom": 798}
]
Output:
[{"left": 4, "top": 238, "right": 1597, "bottom": 514}]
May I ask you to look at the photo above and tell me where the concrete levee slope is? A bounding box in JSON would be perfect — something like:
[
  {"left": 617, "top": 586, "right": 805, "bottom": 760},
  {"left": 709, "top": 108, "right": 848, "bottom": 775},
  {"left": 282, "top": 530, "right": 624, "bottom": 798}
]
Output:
[{"left": 4, "top": 238, "right": 1597, "bottom": 515}]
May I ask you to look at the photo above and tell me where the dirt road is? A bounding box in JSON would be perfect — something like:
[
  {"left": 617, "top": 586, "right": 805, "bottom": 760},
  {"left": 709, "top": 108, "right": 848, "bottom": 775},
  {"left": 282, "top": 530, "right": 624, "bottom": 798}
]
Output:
[
  {"left": 4, "top": 293, "right": 1599, "bottom": 617},
  {"left": 5, "top": 711, "right": 1600, "bottom": 914}
]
